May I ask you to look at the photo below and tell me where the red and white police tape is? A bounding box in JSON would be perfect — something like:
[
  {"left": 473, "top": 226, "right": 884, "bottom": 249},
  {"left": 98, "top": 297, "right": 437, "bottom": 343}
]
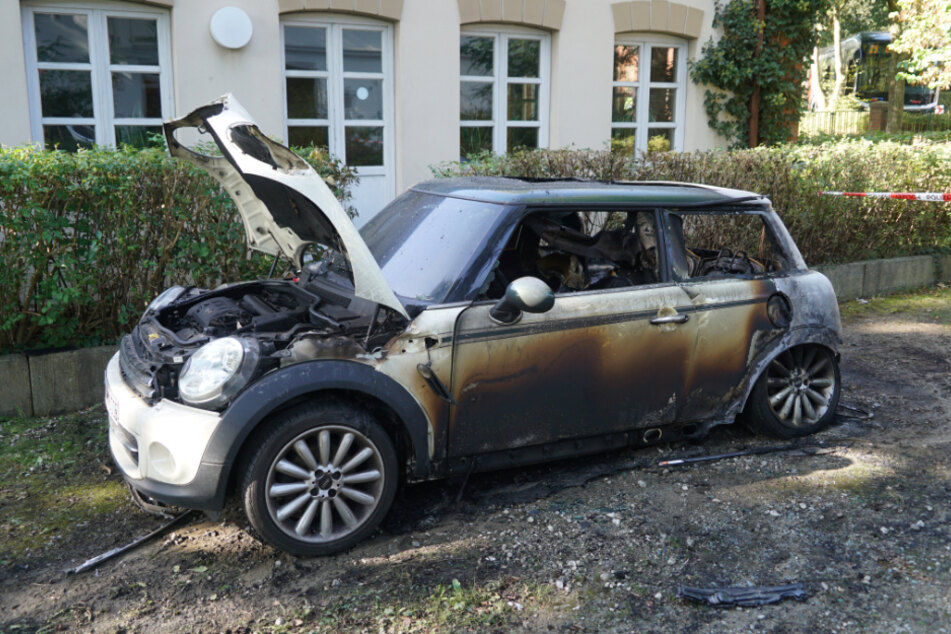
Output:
[{"left": 820, "top": 191, "right": 951, "bottom": 202}]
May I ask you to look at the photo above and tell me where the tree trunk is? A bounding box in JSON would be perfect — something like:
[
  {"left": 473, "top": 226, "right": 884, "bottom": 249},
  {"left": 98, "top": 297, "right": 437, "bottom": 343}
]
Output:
[
  {"left": 886, "top": 50, "right": 905, "bottom": 132},
  {"left": 749, "top": 0, "right": 766, "bottom": 147},
  {"left": 886, "top": 0, "right": 904, "bottom": 132},
  {"left": 830, "top": 8, "right": 844, "bottom": 108},
  {"left": 810, "top": 45, "right": 827, "bottom": 111}
]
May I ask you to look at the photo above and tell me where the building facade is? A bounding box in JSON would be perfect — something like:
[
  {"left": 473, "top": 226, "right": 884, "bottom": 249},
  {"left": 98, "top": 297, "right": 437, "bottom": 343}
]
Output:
[{"left": 2, "top": 0, "right": 724, "bottom": 222}]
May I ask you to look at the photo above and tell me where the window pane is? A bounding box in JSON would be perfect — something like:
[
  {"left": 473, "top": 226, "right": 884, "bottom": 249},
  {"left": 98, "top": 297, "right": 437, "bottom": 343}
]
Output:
[
  {"left": 345, "top": 126, "right": 383, "bottom": 166},
  {"left": 647, "top": 129, "right": 673, "bottom": 153},
  {"left": 35, "top": 13, "right": 88, "bottom": 63},
  {"left": 112, "top": 72, "right": 161, "bottom": 118},
  {"left": 613, "top": 44, "right": 639, "bottom": 82},
  {"left": 342, "top": 30, "right": 382, "bottom": 73},
  {"left": 343, "top": 79, "right": 383, "bottom": 120},
  {"left": 611, "top": 86, "right": 636, "bottom": 122},
  {"left": 39, "top": 70, "right": 93, "bottom": 117},
  {"left": 610, "top": 128, "right": 636, "bottom": 155},
  {"left": 507, "top": 126, "right": 538, "bottom": 152},
  {"left": 461, "top": 126, "right": 492, "bottom": 159},
  {"left": 461, "top": 82, "right": 493, "bottom": 121},
  {"left": 284, "top": 26, "right": 327, "bottom": 71},
  {"left": 649, "top": 88, "right": 676, "bottom": 122},
  {"left": 508, "top": 39, "right": 540, "bottom": 78},
  {"left": 288, "top": 126, "right": 329, "bottom": 148},
  {"left": 116, "top": 125, "right": 162, "bottom": 147},
  {"left": 460, "top": 36, "right": 493, "bottom": 76},
  {"left": 650, "top": 47, "right": 678, "bottom": 83},
  {"left": 287, "top": 77, "right": 328, "bottom": 119},
  {"left": 507, "top": 84, "right": 538, "bottom": 121},
  {"left": 108, "top": 17, "right": 158, "bottom": 65},
  {"left": 43, "top": 124, "right": 95, "bottom": 151}
]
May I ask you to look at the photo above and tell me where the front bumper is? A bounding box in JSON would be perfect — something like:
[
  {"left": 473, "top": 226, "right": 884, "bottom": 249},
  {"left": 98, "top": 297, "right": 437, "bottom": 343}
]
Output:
[{"left": 105, "top": 353, "right": 228, "bottom": 510}]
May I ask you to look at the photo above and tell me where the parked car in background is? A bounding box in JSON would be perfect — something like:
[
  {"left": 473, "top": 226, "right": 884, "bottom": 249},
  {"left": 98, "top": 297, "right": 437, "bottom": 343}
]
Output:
[{"left": 105, "top": 95, "right": 842, "bottom": 556}]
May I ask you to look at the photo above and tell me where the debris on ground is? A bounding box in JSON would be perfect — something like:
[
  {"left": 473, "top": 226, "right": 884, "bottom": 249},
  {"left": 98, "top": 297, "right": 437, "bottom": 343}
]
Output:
[{"left": 677, "top": 583, "right": 807, "bottom": 607}]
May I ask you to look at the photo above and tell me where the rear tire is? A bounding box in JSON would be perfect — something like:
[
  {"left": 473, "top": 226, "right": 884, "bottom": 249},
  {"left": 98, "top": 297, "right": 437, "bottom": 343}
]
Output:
[
  {"left": 744, "top": 345, "right": 840, "bottom": 439},
  {"left": 241, "top": 401, "right": 398, "bottom": 556}
]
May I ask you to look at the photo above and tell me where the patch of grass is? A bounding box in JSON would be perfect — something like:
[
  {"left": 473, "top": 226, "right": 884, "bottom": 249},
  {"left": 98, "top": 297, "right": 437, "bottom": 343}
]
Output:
[
  {"left": 839, "top": 284, "right": 951, "bottom": 324},
  {"left": 264, "top": 576, "right": 559, "bottom": 633},
  {"left": 0, "top": 406, "right": 129, "bottom": 562}
]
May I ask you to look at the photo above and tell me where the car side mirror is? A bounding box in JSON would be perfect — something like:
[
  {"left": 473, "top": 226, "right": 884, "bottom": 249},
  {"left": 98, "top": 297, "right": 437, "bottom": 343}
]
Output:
[{"left": 489, "top": 277, "right": 555, "bottom": 324}]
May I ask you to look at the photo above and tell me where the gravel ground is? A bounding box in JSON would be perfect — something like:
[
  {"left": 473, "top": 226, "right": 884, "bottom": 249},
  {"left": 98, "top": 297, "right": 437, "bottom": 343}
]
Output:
[{"left": 1, "top": 288, "right": 949, "bottom": 633}]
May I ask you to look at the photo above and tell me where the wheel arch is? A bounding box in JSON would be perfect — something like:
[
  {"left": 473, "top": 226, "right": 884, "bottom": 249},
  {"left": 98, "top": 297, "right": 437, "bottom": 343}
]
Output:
[
  {"left": 734, "top": 325, "right": 842, "bottom": 420},
  {"left": 202, "top": 360, "right": 434, "bottom": 508}
]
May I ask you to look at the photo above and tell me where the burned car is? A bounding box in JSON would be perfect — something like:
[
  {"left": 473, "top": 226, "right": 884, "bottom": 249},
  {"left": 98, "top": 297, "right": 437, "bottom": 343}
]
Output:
[{"left": 105, "top": 95, "right": 841, "bottom": 556}]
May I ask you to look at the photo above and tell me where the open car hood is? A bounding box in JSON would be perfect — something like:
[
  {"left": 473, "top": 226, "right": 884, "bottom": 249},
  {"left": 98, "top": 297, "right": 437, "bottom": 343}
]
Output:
[{"left": 163, "top": 94, "right": 408, "bottom": 319}]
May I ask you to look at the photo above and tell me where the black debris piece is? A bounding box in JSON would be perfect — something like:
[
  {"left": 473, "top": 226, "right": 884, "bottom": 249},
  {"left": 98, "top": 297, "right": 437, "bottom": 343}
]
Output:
[{"left": 677, "top": 583, "right": 807, "bottom": 608}]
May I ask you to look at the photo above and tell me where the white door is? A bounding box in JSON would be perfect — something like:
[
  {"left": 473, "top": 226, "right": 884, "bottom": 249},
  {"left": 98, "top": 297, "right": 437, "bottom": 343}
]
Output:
[{"left": 282, "top": 18, "right": 395, "bottom": 225}]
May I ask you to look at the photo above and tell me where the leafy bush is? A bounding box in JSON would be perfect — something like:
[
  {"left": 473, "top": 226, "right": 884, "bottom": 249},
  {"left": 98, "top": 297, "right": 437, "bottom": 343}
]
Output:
[
  {"left": 0, "top": 144, "right": 356, "bottom": 354},
  {"left": 689, "top": 0, "right": 827, "bottom": 147},
  {"left": 434, "top": 140, "right": 951, "bottom": 265}
]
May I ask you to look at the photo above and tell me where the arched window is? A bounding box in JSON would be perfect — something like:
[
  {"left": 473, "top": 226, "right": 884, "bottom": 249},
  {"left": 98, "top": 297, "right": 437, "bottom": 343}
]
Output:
[
  {"left": 460, "top": 26, "right": 550, "bottom": 159},
  {"left": 21, "top": 2, "right": 173, "bottom": 149},
  {"left": 281, "top": 15, "right": 394, "bottom": 218},
  {"left": 611, "top": 36, "right": 687, "bottom": 154}
]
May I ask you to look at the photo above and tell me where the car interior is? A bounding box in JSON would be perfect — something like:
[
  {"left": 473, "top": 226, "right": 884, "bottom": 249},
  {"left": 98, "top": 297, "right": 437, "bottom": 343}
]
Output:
[
  {"left": 481, "top": 209, "right": 787, "bottom": 299},
  {"left": 666, "top": 211, "right": 785, "bottom": 281},
  {"left": 481, "top": 210, "right": 660, "bottom": 298}
]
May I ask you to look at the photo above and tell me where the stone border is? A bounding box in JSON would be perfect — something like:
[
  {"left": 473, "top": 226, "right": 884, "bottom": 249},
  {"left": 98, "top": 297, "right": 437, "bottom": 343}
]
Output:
[
  {"left": 816, "top": 253, "right": 951, "bottom": 300},
  {"left": 1, "top": 346, "right": 116, "bottom": 419},
  {"left": 457, "top": 0, "right": 566, "bottom": 29},
  {"left": 1, "top": 254, "right": 949, "bottom": 419},
  {"left": 611, "top": 1, "right": 704, "bottom": 38},
  {"left": 278, "top": 0, "right": 405, "bottom": 21}
]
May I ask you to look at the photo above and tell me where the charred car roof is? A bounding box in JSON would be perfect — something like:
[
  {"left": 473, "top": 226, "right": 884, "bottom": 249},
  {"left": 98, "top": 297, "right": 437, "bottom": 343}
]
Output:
[{"left": 411, "top": 177, "right": 768, "bottom": 208}]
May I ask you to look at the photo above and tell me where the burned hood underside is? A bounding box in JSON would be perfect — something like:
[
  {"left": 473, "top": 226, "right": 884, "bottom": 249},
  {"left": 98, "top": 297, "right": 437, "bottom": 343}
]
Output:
[{"left": 163, "top": 94, "right": 408, "bottom": 319}]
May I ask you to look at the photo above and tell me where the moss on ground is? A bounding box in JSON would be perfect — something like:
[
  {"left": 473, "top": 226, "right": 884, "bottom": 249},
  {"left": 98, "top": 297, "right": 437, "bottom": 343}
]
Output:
[
  {"left": 0, "top": 407, "right": 129, "bottom": 563},
  {"left": 839, "top": 284, "right": 951, "bottom": 324}
]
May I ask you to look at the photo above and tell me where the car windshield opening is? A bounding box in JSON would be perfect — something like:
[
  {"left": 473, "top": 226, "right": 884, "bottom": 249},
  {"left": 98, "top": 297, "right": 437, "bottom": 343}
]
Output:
[{"left": 360, "top": 191, "right": 508, "bottom": 303}]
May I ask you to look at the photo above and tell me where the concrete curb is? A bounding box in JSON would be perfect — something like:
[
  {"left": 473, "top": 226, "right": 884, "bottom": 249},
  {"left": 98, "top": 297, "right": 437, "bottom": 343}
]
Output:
[
  {"left": 1, "top": 345, "right": 117, "bottom": 419},
  {"left": 817, "top": 254, "right": 951, "bottom": 300},
  {"left": 1, "top": 254, "right": 949, "bottom": 419}
]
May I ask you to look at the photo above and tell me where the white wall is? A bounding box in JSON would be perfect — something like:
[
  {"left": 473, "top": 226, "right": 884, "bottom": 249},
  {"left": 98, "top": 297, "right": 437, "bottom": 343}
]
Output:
[
  {"left": 546, "top": 0, "right": 723, "bottom": 152},
  {"left": 548, "top": 1, "right": 616, "bottom": 150},
  {"left": 393, "top": 0, "right": 460, "bottom": 191},
  {"left": 0, "top": 2, "right": 34, "bottom": 147},
  {"left": 3, "top": 0, "right": 728, "bottom": 191},
  {"left": 170, "top": 0, "right": 284, "bottom": 135}
]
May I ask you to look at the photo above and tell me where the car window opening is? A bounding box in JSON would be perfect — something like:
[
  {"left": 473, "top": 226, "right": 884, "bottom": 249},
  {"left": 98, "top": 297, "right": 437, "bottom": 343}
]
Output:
[
  {"left": 666, "top": 211, "right": 787, "bottom": 281},
  {"left": 482, "top": 210, "right": 661, "bottom": 298}
]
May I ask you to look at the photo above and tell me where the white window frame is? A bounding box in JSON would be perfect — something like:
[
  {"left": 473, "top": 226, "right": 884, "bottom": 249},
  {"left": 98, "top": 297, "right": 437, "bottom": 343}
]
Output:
[
  {"left": 280, "top": 15, "right": 395, "bottom": 185},
  {"left": 21, "top": 1, "right": 173, "bottom": 148},
  {"left": 611, "top": 36, "right": 687, "bottom": 153},
  {"left": 460, "top": 26, "right": 551, "bottom": 157}
]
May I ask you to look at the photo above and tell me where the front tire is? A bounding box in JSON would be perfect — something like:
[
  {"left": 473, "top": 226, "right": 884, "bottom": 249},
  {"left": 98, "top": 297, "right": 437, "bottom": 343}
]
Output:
[
  {"left": 745, "top": 345, "right": 840, "bottom": 438},
  {"left": 241, "top": 402, "right": 398, "bottom": 556}
]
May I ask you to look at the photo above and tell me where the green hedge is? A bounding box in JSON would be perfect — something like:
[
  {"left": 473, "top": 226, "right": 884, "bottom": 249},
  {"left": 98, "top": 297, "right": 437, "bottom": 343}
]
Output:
[
  {"left": 434, "top": 138, "right": 951, "bottom": 266},
  {"left": 0, "top": 145, "right": 356, "bottom": 354}
]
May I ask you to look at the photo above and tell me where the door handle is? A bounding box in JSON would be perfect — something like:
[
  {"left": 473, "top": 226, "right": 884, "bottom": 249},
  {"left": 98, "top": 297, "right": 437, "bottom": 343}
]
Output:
[{"left": 650, "top": 313, "right": 689, "bottom": 325}]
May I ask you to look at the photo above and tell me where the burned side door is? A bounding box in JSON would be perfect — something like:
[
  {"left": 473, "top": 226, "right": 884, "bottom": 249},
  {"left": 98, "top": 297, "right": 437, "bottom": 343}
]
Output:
[
  {"left": 446, "top": 284, "right": 698, "bottom": 457},
  {"left": 662, "top": 209, "right": 787, "bottom": 422}
]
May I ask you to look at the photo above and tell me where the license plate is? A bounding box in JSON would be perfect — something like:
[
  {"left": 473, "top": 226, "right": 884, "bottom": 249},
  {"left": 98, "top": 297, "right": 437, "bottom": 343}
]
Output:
[{"left": 105, "top": 385, "right": 120, "bottom": 426}]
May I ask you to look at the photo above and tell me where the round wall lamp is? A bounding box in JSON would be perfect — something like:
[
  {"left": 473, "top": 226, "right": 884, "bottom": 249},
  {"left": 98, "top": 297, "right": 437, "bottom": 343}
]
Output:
[{"left": 209, "top": 7, "right": 253, "bottom": 50}]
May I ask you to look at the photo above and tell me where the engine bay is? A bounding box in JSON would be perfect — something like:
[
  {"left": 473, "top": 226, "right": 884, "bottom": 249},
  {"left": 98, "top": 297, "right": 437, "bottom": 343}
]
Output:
[{"left": 121, "top": 269, "right": 407, "bottom": 403}]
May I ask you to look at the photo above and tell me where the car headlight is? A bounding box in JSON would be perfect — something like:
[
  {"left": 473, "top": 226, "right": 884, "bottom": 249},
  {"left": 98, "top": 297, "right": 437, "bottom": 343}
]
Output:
[
  {"left": 178, "top": 337, "right": 260, "bottom": 409},
  {"left": 146, "top": 285, "right": 185, "bottom": 314}
]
